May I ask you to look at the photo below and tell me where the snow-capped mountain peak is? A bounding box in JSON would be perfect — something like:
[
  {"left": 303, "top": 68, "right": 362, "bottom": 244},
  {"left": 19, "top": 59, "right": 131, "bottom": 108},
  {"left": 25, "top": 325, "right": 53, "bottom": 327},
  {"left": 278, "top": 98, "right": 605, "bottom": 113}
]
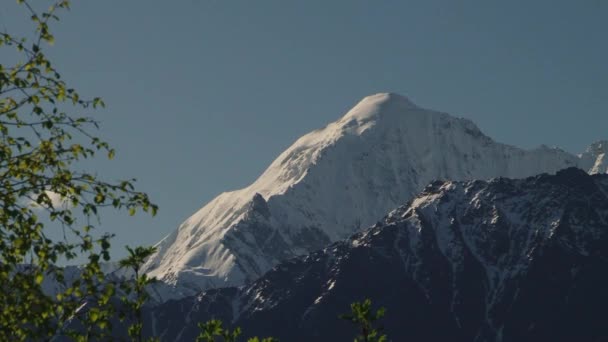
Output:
[
  {"left": 143, "top": 93, "right": 604, "bottom": 300},
  {"left": 338, "top": 92, "right": 416, "bottom": 125}
]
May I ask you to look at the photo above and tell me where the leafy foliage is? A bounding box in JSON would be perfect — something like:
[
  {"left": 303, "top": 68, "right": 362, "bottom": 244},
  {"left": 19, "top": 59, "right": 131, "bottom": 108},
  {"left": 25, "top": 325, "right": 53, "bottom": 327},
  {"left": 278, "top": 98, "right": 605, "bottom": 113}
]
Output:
[
  {"left": 340, "top": 299, "right": 388, "bottom": 342},
  {"left": 196, "top": 319, "right": 277, "bottom": 342},
  {"left": 0, "top": 1, "right": 156, "bottom": 340},
  {"left": 119, "top": 246, "right": 158, "bottom": 342},
  {"left": 195, "top": 299, "right": 388, "bottom": 342}
]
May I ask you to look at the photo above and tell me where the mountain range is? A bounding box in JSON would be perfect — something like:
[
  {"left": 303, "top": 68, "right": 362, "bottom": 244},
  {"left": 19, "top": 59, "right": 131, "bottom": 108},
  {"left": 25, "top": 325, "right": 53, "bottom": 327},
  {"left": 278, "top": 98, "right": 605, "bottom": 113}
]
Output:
[
  {"left": 142, "top": 93, "right": 607, "bottom": 301},
  {"left": 144, "top": 168, "right": 608, "bottom": 341}
]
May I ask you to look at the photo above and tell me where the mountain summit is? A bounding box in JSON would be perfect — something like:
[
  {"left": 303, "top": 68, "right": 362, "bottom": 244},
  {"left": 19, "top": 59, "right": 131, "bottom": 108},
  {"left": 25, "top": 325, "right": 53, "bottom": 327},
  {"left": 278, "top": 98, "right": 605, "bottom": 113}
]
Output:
[{"left": 143, "top": 93, "right": 604, "bottom": 300}]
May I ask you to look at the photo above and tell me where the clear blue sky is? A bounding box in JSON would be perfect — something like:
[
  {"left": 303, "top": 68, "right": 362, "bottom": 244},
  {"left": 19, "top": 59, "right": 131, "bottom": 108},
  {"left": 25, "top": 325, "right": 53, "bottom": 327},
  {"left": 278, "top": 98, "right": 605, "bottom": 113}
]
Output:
[{"left": 2, "top": 1, "right": 606, "bottom": 260}]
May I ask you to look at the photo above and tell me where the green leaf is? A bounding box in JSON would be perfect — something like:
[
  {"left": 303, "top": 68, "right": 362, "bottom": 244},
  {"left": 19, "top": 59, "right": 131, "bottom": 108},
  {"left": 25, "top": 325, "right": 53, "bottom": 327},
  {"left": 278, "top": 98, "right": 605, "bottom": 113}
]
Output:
[{"left": 0, "top": 2, "right": 158, "bottom": 340}]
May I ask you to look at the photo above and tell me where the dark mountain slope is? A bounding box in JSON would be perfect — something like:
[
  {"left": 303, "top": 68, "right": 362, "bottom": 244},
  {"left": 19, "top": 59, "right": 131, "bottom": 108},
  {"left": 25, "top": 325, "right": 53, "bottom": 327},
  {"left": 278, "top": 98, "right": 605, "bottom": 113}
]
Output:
[{"left": 146, "top": 168, "right": 608, "bottom": 342}]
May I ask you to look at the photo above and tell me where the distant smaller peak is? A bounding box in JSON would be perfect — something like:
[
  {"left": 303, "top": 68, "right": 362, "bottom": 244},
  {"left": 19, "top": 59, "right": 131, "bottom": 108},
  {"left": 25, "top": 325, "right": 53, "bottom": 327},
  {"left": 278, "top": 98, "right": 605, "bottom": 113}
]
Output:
[{"left": 586, "top": 140, "right": 608, "bottom": 154}]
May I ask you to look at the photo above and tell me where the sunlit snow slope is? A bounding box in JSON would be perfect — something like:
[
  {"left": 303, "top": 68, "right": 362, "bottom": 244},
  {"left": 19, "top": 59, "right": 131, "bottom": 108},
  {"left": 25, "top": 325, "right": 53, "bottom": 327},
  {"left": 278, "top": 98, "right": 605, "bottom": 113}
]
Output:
[{"left": 143, "top": 93, "right": 606, "bottom": 299}]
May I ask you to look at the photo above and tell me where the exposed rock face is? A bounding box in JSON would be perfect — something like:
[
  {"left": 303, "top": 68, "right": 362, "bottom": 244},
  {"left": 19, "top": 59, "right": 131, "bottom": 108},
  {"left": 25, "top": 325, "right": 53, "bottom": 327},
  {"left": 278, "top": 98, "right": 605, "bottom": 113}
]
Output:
[{"left": 145, "top": 169, "right": 608, "bottom": 342}]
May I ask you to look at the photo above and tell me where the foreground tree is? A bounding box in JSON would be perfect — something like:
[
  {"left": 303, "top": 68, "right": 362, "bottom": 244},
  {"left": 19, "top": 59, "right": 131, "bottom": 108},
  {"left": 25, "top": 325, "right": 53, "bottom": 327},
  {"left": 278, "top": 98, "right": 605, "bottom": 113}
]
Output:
[
  {"left": 193, "top": 299, "right": 388, "bottom": 342},
  {"left": 196, "top": 319, "right": 277, "bottom": 342},
  {"left": 0, "top": 1, "right": 156, "bottom": 340},
  {"left": 340, "top": 299, "right": 388, "bottom": 342},
  {"left": 119, "top": 246, "right": 158, "bottom": 342}
]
